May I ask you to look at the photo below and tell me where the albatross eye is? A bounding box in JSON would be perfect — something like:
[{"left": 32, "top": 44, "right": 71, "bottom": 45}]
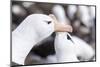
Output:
[
  {"left": 47, "top": 21, "right": 52, "bottom": 24},
  {"left": 67, "top": 35, "right": 71, "bottom": 40},
  {"left": 67, "top": 34, "right": 74, "bottom": 43},
  {"left": 45, "top": 21, "right": 52, "bottom": 24}
]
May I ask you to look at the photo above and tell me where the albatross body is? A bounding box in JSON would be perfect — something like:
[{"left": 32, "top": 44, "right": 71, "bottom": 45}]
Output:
[
  {"left": 52, "top": 5, "right": 94, "bottom": 62},
  {"left": 12, "top": 14, "right": 54, "bottom": 65}
]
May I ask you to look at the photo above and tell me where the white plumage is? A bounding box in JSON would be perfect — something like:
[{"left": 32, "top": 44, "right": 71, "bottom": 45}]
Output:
[
  {"left": 55, "top": 33, "right": 79, "bottom": 62},
  {"left": 52, "top": 5, "right": 79, "bottom": 62},
  {"left": 72, "top": 36, "right": 94, "bottom": 61},
  {"left": 12, "top": 14, "right": 54, "bottom": 65},
  {"left": 52, "top": 5, "right": 94, "bottom": 62}
]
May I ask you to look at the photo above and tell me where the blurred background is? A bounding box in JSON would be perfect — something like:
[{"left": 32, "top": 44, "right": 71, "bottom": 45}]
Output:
[{"left": 11, "top": 1, "right": 96, "bottom": 65}]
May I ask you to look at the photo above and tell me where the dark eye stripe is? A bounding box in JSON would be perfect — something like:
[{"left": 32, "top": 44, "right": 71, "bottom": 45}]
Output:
[
  {"left": 47, "top": 21, "right": 51, "bottom": 24},
  {"left": 67, "top": 35, "right": 71, "bottom": 40},
  {"left": 44, "top": 20, "right": 52, "bottom": 24},
  {"left": 67, "top": 35, "right": 74, "bottom": 43}
]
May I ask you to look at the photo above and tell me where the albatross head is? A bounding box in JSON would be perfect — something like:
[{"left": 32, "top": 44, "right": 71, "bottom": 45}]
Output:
[{"left": 12, "top": 14, "right": 55, "bottom": 65}]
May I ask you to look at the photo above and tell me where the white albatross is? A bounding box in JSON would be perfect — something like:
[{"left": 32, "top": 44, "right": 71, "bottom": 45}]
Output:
[
  {"left": 12, "top": 14, "right": 54, "bottom": 65},
  {"left": 52, "top": 5, "right": 94, "bottom": 62}
]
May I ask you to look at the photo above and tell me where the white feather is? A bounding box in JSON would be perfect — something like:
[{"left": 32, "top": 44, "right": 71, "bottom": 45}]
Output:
[{"left": 12, "top": 14, "right": 54, "bottom": 65}]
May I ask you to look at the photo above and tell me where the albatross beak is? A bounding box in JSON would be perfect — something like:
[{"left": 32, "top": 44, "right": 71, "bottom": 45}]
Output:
[{"left": 49, "top": 14, "right": 73, "bottom": 32}]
